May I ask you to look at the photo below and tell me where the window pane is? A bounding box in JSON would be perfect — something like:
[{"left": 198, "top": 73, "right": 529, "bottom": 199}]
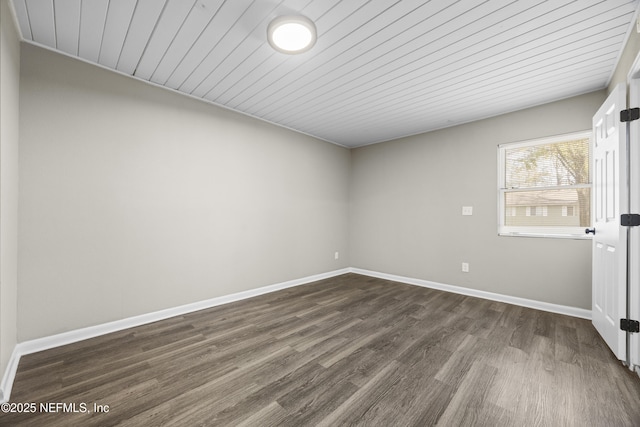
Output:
[
  {"left": 504, "top": 188, "right": 591, "bottom": 227},
  {"left": 505, "top": 138, "right": 590, "bottom": 188}
]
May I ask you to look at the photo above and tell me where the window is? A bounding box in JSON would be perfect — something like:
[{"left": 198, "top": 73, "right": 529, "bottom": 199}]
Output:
[
  {"left": 526, "top": 206, "right": 548, "bottom": 217},
  {"left": 498, "top": 131, "right": 591, "bottom": 237}
]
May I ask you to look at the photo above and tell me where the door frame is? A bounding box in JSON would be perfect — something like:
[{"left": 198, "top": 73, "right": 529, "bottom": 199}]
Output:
[{"left": 626, "top": 54, "right": 640, "bottom": 373}]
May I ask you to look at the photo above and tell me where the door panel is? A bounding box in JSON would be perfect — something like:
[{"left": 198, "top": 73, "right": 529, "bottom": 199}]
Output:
[{"left": 592, "top": 83, "right": 627, "bottom": 361}]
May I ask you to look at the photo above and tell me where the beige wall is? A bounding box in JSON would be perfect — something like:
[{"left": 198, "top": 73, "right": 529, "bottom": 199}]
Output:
[
  {"left": 350, "top": 91, "right": 606, "bottom": 309},
  {"left": 609, "top": 24, "right": 640, "bottom": 93},
  {"left": 0, "top": 0, "right": 20, "bottom": 388},
  {"left": 18, "top": 44, "right": 350, "bottom": 341}
]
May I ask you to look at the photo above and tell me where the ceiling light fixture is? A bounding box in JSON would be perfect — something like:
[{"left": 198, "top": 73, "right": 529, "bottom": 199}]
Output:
[{"left": 267, "top": 15, "right": 316, "bottom": 54}]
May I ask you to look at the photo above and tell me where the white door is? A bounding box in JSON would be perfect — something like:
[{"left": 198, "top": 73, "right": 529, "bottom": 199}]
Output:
[{"left": 591, "top": 83, "right": 628, "bottom": 361}]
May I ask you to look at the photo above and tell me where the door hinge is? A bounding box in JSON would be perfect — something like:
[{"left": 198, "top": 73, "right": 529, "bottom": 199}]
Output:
[
  {"left": 621, "top": 108, "right": 640, "bottom": 122},
  {"left": 620, "top": 319, "right": 640, "bottom": 333},
  {"left": 621, "top": 214, "right": 640, "bottom": 227}
]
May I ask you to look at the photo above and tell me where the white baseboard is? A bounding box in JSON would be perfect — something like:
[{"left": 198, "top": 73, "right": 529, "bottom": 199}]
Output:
[
  {"left": 0, "top": 268, "right": 349, "bottom": 403},
  {"left": 349, "top": 267, "right": 592, "bottom": 320},
  {"left": 1, "top": 266, "right": 592, "bottom": 403},
  {"left": 0, "top": 345, "right": 20, "bottom": 404}
]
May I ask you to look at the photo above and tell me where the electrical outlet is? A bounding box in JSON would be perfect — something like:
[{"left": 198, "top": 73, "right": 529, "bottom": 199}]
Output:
[
  {"left": 462, "top": 262, "right": 469, "bottom": 273},
  {"left": 462, "top": 206, "right": 473, "bottom": 216},
  {"left": 334, "top": 251, "right": 339, "bottom": 260}
]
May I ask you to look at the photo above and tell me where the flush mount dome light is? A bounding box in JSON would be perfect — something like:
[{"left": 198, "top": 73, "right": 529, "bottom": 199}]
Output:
[{"left": 267, "top": 15, "right": 316, "bottom": 54}]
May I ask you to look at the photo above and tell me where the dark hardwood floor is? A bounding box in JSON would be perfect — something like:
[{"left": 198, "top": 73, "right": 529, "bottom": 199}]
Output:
[{"left": 2, "top": 273, "right": 640, "bottom": 426}]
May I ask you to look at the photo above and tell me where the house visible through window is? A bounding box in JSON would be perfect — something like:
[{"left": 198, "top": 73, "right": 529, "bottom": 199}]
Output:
[
  {"left": 526, "top": 206, "right": 548, "bottom": 217},
  {"left": 498, "top": 131, "right": 591, "bottom": 237}
]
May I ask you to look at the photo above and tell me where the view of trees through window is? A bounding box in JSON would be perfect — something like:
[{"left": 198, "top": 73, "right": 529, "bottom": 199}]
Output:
[{"left": 503, "top": 136, "right": 591, "bottom": 229}]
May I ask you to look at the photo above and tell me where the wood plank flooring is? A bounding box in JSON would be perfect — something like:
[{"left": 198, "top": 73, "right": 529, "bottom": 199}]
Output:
[{"left": 2, "top": 273, "right": 640, "bottom": 426}]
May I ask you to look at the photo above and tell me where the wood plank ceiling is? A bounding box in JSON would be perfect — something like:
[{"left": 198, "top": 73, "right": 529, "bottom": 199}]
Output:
[{"left": 10, "top": 0, "right": 640, "bottom": 147}]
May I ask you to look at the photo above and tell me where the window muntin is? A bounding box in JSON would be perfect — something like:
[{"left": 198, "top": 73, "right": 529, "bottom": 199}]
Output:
[{"left": 498, "top": 131, "right": 591, "bottom": 237}]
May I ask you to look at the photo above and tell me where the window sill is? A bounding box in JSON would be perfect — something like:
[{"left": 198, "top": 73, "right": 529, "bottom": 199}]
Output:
[{"left": 498, "top": 232, "right": 592, "bottom": 240}]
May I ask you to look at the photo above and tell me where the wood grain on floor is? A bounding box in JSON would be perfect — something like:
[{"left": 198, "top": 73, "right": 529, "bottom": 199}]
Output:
[{"left": 2, "top": 273, "right": 639, "bottom": 426}]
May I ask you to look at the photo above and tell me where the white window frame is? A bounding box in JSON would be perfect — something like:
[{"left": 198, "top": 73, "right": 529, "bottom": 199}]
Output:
[{"left": 498, "top": 130, "right": 592, "bottom": 239}]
